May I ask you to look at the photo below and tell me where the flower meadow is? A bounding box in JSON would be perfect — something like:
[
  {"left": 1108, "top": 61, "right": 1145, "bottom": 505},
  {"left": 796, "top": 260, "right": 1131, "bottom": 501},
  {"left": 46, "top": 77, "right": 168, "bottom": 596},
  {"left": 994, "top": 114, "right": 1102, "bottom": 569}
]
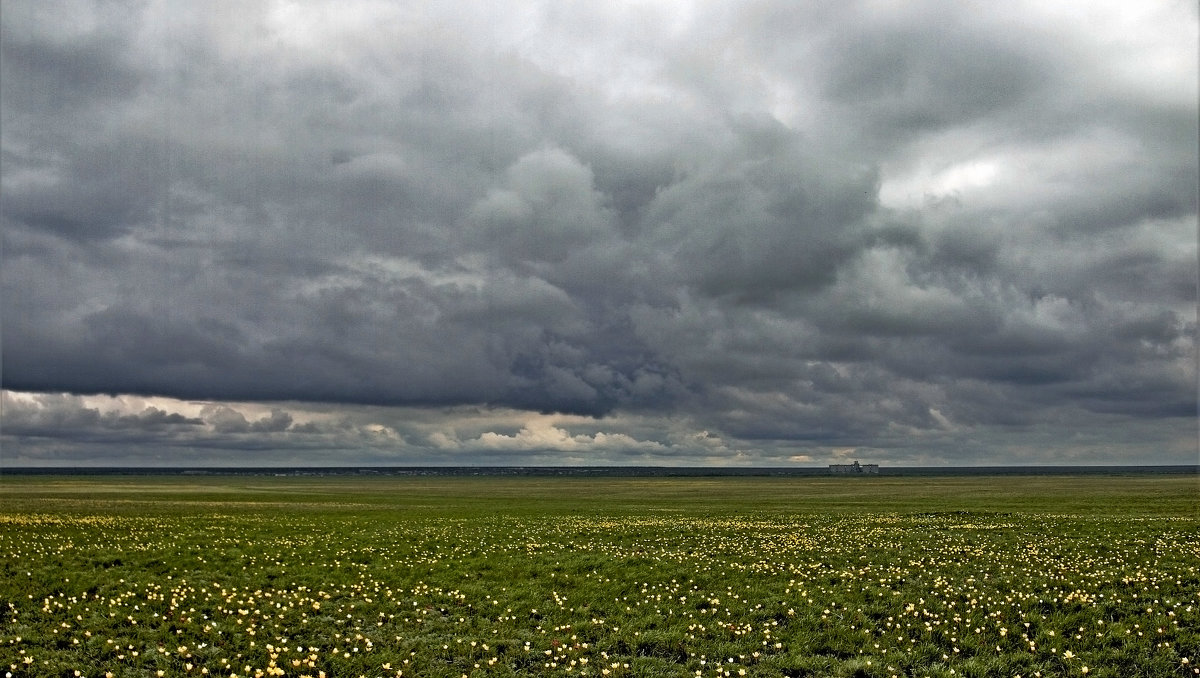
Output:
[{"left": 1, "top": 475, "right": 1197, "bottom": 678}]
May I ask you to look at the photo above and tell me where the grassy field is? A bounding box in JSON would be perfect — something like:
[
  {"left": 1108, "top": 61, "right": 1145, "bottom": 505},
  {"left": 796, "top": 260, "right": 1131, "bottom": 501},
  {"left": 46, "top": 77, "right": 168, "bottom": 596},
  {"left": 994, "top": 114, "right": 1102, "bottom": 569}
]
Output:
[{"left": 1, "top": 474, "right": 1197, "bottom": 677}]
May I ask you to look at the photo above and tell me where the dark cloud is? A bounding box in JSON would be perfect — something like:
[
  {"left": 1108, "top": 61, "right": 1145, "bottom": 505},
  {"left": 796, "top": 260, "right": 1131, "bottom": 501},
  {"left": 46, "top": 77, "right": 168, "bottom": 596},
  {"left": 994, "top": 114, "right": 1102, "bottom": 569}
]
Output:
[
  {"left": 820, "top": 11, "right": 1050, "bottom": 136},
  {"left": 1, "top": 1, "right": 1195, "bottom": 465},
  {"left": 0, "top": 393, "right": 203, "bottom": 448},
  {"left": 200, "top": 404, "right": 292, "bottom": 434}
]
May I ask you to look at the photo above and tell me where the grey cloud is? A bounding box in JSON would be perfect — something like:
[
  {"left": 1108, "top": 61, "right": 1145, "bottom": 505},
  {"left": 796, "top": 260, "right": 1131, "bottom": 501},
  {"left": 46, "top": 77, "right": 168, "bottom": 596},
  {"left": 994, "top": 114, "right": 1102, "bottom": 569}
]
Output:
[
  {"left": 110, "top": 406, "right": 203, "bottom": 430},
  {"left": 1, "top": 1, "right": 1195, "bottom": 465},
  {"left": 468, "top": 146, "right": 621, "bottom": 267},
  {"left": 821, "top": 14, "right": 1046, "bottom": 134},
  {"left": 638, "top": 116, "right": 880, "bottom": 303},
  {"left": 0, "top": 393, "right": 203, "bottom": 442},
  {"left": 200, "top": 405, "right": 293, "bottom": 434},
  {"left": 1, "top": 137, "right": 170, "bottom": 241},
  {"left": 199, "top": 404, "right": 253, "bottom": 434},
  {"left": 0, "top": 4, "right": 142, "bottom": 114}
]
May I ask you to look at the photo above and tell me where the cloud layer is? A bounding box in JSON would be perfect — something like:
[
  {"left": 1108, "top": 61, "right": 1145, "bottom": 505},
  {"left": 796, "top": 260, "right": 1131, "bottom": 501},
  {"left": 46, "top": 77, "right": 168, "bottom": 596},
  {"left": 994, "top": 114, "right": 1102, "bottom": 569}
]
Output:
[{"left": 2, "top": 1, "right": 1196, "bottom": 465}]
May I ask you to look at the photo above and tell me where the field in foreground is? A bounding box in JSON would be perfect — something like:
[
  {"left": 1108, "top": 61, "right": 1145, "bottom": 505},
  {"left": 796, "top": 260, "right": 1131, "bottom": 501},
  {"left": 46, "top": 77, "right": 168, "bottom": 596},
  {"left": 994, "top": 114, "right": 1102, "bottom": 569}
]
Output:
[{"left": 1, "top": 474, "right": 1197, "bottom": 677}]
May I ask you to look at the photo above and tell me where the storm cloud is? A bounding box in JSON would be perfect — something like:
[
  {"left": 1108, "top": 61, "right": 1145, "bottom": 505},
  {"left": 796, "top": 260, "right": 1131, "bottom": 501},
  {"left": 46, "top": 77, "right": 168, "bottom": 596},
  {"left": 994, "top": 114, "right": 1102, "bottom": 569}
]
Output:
[{"left": 2, "top": 1, "right": 1196, "bottom": 466}]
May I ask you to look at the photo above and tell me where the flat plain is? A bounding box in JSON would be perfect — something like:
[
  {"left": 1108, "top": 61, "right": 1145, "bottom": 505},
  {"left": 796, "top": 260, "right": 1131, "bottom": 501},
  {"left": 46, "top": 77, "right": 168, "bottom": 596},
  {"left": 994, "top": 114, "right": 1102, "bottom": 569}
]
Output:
[{"left": 1, "top": 473, "right": 1197, "bottom": 677}]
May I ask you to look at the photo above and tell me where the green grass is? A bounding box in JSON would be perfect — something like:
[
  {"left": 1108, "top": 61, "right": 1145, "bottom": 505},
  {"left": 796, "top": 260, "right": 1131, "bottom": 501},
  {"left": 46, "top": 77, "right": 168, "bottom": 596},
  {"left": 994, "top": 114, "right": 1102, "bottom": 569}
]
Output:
[{"left": 1, "top": 474, "right": 1197, "bottom": 677}]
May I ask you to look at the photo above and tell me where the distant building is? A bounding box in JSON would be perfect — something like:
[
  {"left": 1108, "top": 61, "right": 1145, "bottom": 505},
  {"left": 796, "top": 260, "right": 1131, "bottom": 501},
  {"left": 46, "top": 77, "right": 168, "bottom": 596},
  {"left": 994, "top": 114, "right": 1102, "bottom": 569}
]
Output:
[{"left": 829, "top": 460, "right": 879, "bottom": 474}]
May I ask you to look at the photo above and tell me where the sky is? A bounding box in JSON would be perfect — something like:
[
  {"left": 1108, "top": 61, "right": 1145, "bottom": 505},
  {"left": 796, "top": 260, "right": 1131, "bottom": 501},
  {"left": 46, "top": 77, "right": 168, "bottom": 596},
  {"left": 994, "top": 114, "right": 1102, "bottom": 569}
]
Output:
[{"left": 2, "top": 0, "right": 1197, "bottom": 467}]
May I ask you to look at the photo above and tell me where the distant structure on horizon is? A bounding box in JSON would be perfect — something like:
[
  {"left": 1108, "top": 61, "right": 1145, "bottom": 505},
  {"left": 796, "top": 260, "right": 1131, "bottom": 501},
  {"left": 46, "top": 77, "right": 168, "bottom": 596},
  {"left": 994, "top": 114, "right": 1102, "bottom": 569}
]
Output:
[{"left": 829, "top": 460, "right": 879, "bottom": 474}]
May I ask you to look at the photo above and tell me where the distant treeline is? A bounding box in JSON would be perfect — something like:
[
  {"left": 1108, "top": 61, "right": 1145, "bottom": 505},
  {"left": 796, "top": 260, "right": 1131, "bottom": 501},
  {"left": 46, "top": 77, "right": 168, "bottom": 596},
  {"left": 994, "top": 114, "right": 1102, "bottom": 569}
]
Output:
[{"left": 1, "top": 465, "right": 1196, "bottom": 477}]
